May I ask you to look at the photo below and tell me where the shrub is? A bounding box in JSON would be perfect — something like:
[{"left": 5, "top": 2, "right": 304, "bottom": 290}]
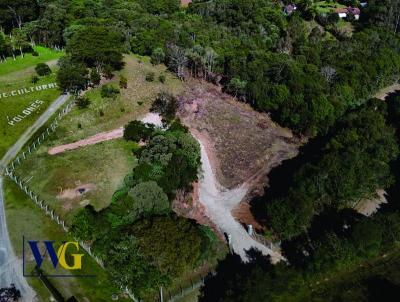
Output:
[
  {"left": 124, "top": 120, "right": 154, "bottom": 141},
  {"left": 145, "top": 72, "right": 155, "bottom": 82},
  {"left": 75, "top": 96, "right": 90, "bottom": 109},
  {"left": 35, "top": 63, "right": 52, "bottom": 76},
  {"left": 32, "top": 51, "right": 39, "bottom": 56},
  {"left": 158, "top": 74, "right": 166, "bottom": 83},
  {"left": 150, "top": 92, "right": 177, "bottom": 122},
  {"left": 151, "top": 47, "right": 165, "bottom": 65},
  {"left": 103, "top": 64, "right": 114, "bottom": 79},
  {"left": 31, "top": 75, "right": 39, "bottom": 84},
  {"left": 119, "top": 75, "right": 128, "bottom": 88},
  {"left": 101, "top": 84, "right": 120, "bottom": 99},
  {"left": 90, "top": 68, "right": 101, "bottom": 86}
]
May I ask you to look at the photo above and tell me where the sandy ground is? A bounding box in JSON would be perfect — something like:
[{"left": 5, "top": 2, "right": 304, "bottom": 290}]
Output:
[
  {"left": 181, "top": 0, "right": 192, "bottom": 6},
  {"left": 57, "top": 183, "right": 96, "bottom": 200},
  {"left": 175, "top": 80, "right": 299, "bottom": 261},
  {"left": 354, "top": 189, "right": 388, "bottom": 217},
  {"left": 195, "top": 137, "right": 283, "bottom": 262},
  {"left": 48, "top": 112, "right": 162, "bottom": 155},
  {"left": 374, "top": 83, "right": 400, "bottom": 100}
]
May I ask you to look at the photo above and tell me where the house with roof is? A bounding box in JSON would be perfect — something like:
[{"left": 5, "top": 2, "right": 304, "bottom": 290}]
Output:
[
  {"left": 284, "top": 4, "right": 297, "bottom": 15},
  {"left": 336, "top": 6, "right": 361, "bottom": 20}
]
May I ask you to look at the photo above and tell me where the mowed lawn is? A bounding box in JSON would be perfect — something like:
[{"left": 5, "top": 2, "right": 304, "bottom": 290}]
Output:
[
  {"left": 14, "top": 54, "right": 184, "bottom": 220},
  {"left": 17, "top": 139, "right": 137, "bottom": 222},
  {"left": 0, "top": 46, "right": 62, "bottom": 75},
  {"left": 0, "top": 47, "right": 63, "bottom": 158},
  {"left": 4, "top": 179, "right": 130, "bottom": 302}
]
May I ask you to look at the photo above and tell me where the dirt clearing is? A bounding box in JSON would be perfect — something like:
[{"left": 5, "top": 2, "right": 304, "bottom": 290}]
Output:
[
  {"left": 178, "top": 79, "right": 301, "bottom": 190},
  {"left": 355, "top": 189, "right": 388, "bottom": 217}
]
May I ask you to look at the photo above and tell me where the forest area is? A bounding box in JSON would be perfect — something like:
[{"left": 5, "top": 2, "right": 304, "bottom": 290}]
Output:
[{"left": 1, "top": 0, "right": 400, "bottom": 301}]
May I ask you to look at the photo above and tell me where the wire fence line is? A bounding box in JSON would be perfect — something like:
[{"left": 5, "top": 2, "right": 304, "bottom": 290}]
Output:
[
  {"left": 6, "top": 99, "right": 74, "bottom": 173},
  {"left": 4, "top": 97, "right": 140, "bottom": 302},
  {"left": 3, "top": 93, "right": 230, "bottom": 302},
  {"left": 157, "top": 274, "right": 208, "bottom": 302},
  {"left": 4, "top": 98, "right": 106, "bottom": 265}
]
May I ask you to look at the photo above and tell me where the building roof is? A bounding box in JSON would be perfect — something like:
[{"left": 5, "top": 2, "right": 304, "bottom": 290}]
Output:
[
  {"left": 348, "top": 7, "right": 361, "bottom": 15},
  {"left": 335, "top": 6, "right": 361, "bottom": 15},
  {"left": 284, "top": 4, "right": 297, "bottom": 13}
]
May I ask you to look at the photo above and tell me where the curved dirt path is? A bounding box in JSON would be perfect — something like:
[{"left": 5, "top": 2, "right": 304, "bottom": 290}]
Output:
[
  {"left": 374, "top": 83, "right": 400, "bottom": 100},
  {"left": 196, "top": 137, "right": 283, "bottom": 262}
]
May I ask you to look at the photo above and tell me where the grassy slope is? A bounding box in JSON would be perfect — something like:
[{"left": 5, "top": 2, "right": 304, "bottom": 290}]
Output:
[
  {"left": 50, "top": 54, "right": 183, "bottom": 145},
  {"left": 311, "top": 249, "right": 400, "bottom": 300},
  {"left": 0, "top": 46, "right": 62, "bottom": 75},
  {"left": 4, "top": 178, "right": 129, "bottom": 302},
  {"left": 0, "top": 46, "right": 63, "bottom": 158},
  {"left": 0, "top": 73, "right": 60, "bottom": 158},
  {"left": 18, "top": 139, "right": 137, "bottom": 222},
  {"left": 15, "top": 54, "right": 184, "bottom": 219}
]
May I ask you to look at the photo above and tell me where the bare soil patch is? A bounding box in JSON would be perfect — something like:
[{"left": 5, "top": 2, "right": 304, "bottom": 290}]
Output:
[
  {"left": 374, "top": 83, "right": 400, "bottom": 100},
  {"left": 57, "top": 183, "right": 96, "bottom": 200},
  {"left": 57, "top": 183, "right": 96, "bottom": 211},
  {"left": 48, "top": 128, "right": 124, "bottom": 155},
  {"left": 355, "top": 189, "right": 387, "bottom": 217}
]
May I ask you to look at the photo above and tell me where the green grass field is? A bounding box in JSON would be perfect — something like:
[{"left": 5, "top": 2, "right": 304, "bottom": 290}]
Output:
[
  {"left": 0, "top": 74, "right": 60, "bottom": 158},
  {"left": 0, "top": 46, "right": 63, "bottom": 158},
  {"left": 314, "top": 1, "right": 346, "bottom": 14},
  {"left": 4, "top": 178, "right": 130, "bottom": 302},
  {"left": 0, "top": 46, "right": 62, "bottom": 75},
  {"left": 14, "top": 54, "right": 184, "bottom": 217},
  {"left": 17, "top": 139, "right": 137, "bottom": 222},
  {"left": 4, "top": 52, "right": 183, "bottom": 217}
]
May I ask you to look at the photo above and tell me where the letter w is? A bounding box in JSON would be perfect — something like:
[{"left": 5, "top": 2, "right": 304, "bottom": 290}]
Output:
[{"left": 28, "top": 241, "right": 59, "bottom": 268}]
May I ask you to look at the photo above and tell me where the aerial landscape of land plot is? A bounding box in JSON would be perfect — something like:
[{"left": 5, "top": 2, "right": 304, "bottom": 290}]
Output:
[
  {"left": 0, "top": 47, "right": 63, "bottom": 158},
  {"left": 1, "top": 1, "right": 400, "bottom": 302}
]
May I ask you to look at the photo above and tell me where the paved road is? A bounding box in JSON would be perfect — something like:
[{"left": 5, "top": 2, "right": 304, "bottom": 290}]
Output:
[
  {"left": 0, "top": 93, "right": 69, "bottom": 301},
  {"left": 0, "top": 94, "right": 69, "bottom": 171}
]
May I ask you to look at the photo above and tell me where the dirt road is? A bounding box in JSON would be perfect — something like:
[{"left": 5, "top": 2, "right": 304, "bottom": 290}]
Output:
[
  {"left": 374, "top": 83, "right": 400, "bottom": 100},
  {"left": 197, "top": 137, "right": 283, "bottom": 262},
  {"left": 47, "top": 112, "right": 162, "bottom": 155}
]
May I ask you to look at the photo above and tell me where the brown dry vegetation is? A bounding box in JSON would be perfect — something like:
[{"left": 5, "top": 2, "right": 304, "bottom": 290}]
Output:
[{"left": 178, "top": 79, "right": 302, "bottom": 190}]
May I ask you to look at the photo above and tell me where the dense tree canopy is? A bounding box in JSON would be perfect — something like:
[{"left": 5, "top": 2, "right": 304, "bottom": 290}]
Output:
[
  {"left": 264, "top": 100, "right": 399, "bottom": 239},
  {"left": 66, "top": 25, "right": 125, "bottom": 69}
]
